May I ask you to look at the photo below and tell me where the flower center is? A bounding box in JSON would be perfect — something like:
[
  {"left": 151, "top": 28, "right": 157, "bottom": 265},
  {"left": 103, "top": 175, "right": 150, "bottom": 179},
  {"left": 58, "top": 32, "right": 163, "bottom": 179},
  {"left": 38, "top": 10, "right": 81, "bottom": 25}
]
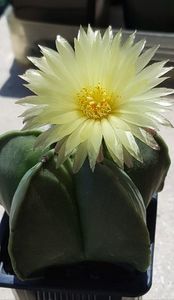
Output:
[{"left": 77, "top": 84, "right": 113, "bottom": 120}]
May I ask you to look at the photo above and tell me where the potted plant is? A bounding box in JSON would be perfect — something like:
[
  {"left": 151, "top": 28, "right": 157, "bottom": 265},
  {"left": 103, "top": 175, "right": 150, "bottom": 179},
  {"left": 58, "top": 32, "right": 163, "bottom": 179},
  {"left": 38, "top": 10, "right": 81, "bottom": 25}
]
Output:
[{"left": 0, "top": 26, "right": 173, "bottom": 299}]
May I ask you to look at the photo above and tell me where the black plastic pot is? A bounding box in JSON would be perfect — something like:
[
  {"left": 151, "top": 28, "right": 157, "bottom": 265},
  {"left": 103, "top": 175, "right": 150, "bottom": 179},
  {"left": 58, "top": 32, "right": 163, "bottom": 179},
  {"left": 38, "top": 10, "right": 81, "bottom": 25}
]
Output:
[{"left": 0, "top": 195, "right": 157, "bottom": 300}]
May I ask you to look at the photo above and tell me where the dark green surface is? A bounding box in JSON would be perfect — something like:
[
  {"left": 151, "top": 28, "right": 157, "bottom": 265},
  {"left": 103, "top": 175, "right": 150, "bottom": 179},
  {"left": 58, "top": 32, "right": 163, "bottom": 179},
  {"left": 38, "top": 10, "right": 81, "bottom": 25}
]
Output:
[
  {"left": 0, "top": 130, "right": 170, "bottom": 279},
  {"left": 75, "top": 160, "right": 150, "bottom": 273},
  {"left": 0, "top": 131, "right": 48, "bottom": 213},
  {"left": 125, "top": 135, "right": 171, "bottom": 207},
  {"left": 9, "top": 154, "right": 83, "bottom": 280}
]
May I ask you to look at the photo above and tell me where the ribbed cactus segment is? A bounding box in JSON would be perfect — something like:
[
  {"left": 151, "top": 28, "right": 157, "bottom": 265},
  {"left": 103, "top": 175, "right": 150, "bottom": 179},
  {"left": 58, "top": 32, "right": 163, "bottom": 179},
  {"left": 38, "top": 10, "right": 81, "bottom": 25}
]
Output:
[
  {"left": 0, "top": 131, "right": 48, "bottom": 213},
  {"left": 9, "top": 152, "right": 83, "bottom": 280},
  {"left": 125, "top": 135, "right": 171, "bottom": 207},
  {"left": 75, "top": 160, "right": 150, "bottom": 272},
  {"left": 0, "top": 130, "right": 171, "bottom": 279}
]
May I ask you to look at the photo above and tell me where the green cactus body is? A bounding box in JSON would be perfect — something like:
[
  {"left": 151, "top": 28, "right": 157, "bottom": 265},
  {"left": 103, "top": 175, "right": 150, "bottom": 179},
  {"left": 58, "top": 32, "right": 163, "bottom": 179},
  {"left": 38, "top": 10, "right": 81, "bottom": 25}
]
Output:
[
  {"left": 0, "top": 131, "right": 48, "bottom": 213},
  {"left": 0, "top": 131, "right": 171, "bottom": 279},
  {"left": 75, "top": 160, "right": 150, "bottom": 272},
  {"left": 125, "top": 135, "right": 171, "bottom": 207},
  {"left": 9, "top": 153, "right": 84, "bottom": 280}
]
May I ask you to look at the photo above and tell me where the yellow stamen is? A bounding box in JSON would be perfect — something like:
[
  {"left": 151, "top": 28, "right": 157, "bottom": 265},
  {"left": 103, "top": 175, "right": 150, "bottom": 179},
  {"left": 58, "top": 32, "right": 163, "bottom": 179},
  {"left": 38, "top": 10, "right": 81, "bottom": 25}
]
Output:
[{"left": 77, "top": 84, "right": 114, "bottom": 120}]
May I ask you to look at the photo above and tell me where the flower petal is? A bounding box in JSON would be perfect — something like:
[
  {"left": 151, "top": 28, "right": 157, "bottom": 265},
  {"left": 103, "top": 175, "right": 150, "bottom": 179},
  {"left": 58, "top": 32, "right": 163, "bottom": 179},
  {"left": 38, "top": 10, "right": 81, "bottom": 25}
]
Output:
[
  {"left": 108, "top": 115, "right": 131, "bottom": 131},
  {"left": 146, "top": 112, "right": 174, "bottom": 127},
  {"left": 136, "top": 45, "right": 159, "bottom": 73},
  {"left": 73, "top": 141, "right": 88, "bottom": 173},
  {"left": 122, "top": 31, "right": 136, "bottom": 50},
  {"left": 123, "top": 76, "right": 169, "bottom": 99},
  {"left": 27, "top": 56, "right": 50, "bottom": 73},
  {"left": 116, "top": 130, "right": 143, "bottom": 162},
  {"left": 45, "top": 111, "right": 80, "bottom": 125},
  {"left": 129, "top": 87, "right": 174, "bottom": 102},
  {"left": 56, "top": 139, "right": 68, "bottom": 168},
  {"left": 23, "top": 110, "right": 80, "bottom": 130},
  {"left": 17, "top": 26, "right": 174, "bottom": 172},
  {"left": 53, "top": 117, "right": 86, "bottom": 139},
  {"left": 87, "top": 121, "right": 103, "bottom": 171},
  {"left": 34, "top": 117, "right": 85, "bottom": 149},
  {"left": 118, "top": 101, "right": 169, "bottom": 114},
  {"left": 103, "top": 26, "right": 113, "bottom": 44},
  {"left": 129, "top": 125, "right": 160, "bottom": 150},
  {"left": 65, "top": 120, "right": 95, "bottom": 156},
  {"left": 119, "top": 112, "right": 159, "bottom": 130},
  {"left": 101, "top": 119, "right": 124, "bottom": 167},
  {"left": 34, "top": 126, "right": 59, "bottom": 148}
]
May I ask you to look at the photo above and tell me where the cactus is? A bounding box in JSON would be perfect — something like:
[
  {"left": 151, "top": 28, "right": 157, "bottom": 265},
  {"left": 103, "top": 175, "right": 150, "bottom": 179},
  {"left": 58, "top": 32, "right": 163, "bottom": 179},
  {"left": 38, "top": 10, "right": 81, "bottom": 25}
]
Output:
[
  {"left": 125, "top": 135, "right": 171, "bottom": 207},
  {"left": 0, "top": 131, "right": 49, "bottom": 213},
  {"left": 9, "top": 153, "right": 83, "bottom": 280},
  {"left": 0, "top": 131, "right": 171, "bottom": 279},
  {"left": 75, "top": 159, "right": 150, "bottom": 272}
]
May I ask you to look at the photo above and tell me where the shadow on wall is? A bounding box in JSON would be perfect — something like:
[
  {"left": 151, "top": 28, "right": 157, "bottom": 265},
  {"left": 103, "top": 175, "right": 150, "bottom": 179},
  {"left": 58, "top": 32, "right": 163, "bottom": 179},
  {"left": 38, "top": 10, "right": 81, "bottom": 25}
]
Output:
[{"left": 0, "top": 59, "right": 31, "bottom": 98}]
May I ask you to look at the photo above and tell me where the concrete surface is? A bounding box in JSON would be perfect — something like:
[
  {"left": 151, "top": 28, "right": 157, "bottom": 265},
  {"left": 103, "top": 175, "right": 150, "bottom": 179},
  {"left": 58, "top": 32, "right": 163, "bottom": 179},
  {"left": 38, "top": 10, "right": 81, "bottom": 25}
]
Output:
[{"left": 0, "top": 14, "right": 174, "bottom": 300}]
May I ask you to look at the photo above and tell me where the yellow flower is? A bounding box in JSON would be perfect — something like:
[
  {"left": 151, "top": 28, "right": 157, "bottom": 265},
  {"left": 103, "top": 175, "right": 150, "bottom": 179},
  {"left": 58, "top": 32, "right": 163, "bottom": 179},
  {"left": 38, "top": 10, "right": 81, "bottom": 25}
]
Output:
[{"left": 17, "top": 26, "right": 173, "bottom": 172}]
